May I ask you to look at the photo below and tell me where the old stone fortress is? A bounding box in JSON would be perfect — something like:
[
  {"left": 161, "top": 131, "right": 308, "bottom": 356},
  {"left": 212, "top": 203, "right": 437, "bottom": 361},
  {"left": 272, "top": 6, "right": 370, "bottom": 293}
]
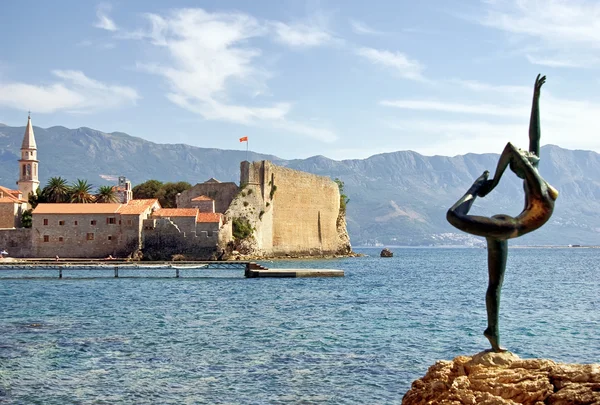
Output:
[{"left": 0, "top": 115, "right": 351, "bottom": 259}]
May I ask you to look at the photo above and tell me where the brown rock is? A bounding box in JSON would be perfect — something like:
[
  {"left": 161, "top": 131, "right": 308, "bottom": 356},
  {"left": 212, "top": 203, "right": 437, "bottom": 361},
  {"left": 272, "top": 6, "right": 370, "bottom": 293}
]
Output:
[
  {"left": 403, "top": 351, "right": 600, "bottom": 405},
  {"left": 381, "top": 248, "right": 393, "bottom": 257}
]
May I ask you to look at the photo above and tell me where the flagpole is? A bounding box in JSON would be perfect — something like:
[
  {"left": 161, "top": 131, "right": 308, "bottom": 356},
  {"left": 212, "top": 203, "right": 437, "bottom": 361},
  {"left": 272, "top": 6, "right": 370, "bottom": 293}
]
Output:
[{"left": 246, "top": 138, "right": 249, "bottom": 162}]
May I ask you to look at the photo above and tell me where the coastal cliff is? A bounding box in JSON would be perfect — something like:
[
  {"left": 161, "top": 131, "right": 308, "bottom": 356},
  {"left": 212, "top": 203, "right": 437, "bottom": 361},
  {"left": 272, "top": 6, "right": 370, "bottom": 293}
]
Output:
[{"left": 403, "top": 351, "right": 600, "bottom": 405}]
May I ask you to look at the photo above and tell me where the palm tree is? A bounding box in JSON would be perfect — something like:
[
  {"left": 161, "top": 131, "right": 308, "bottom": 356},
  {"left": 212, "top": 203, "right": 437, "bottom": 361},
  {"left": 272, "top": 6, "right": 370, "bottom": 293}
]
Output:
[
  {"left": 69, "top": 179, "right": 94, "bottom": 203},
  {"left": 28, "top": 187, "right": 47, "bottom": 209},
  {"left": 95, "top": 185, "right": 119, "bottom": 203},
  {"left": 44, "top": 176, "right": 70, "bottom": 203}
]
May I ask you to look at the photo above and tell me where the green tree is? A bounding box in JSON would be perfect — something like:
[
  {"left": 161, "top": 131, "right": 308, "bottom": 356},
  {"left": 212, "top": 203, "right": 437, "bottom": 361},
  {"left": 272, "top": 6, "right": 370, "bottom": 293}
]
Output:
[
  {"left": 69, "top": 179, "right": 94, "bottom": 203},
  {"left": 44, "top": 176, "right": 70, "bottom": 203},
  {"left": 96, "top": 185, "right": 119, "bottom": 203},
  {"left": 156, "top": 181, "right": 192, "bottom": 208},
  {"left": 132, "top": 180, "right": 163, "bottom": 199},
  {"left": 21, "top": 209, "right": 32, "bottom": 228}
]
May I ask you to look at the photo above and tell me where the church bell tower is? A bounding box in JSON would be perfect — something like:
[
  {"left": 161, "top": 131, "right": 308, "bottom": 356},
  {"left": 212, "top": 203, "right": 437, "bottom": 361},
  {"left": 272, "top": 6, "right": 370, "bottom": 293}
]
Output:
[{"left": 17, "top": 113, "right": 40, "bottom": 201}]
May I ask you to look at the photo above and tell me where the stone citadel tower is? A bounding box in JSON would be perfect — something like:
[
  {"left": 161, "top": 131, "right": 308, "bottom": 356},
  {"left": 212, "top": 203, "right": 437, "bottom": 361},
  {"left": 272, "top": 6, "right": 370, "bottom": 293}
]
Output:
[{"left": 16, "top": 114, "right": 39, "bottom": 203}]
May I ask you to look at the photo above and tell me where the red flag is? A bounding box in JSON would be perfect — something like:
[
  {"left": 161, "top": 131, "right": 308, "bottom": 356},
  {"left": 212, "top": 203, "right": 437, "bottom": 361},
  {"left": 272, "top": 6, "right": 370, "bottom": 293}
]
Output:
[{"left": 239, "top": 136, "right": 248, "bottom": 142}]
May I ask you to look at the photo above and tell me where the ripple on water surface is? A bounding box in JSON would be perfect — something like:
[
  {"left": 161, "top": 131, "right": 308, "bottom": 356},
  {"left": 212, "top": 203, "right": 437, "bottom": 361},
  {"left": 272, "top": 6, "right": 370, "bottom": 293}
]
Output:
[{"left": 0, "top": 247, "right": 599, "bottom": 404}]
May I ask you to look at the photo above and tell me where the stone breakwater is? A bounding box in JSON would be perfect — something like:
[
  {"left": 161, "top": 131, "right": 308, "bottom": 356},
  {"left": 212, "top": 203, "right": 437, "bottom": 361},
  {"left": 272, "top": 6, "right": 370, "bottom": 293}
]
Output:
[{"left": 403, "top": 351, "right": 600, "bottom": 405}]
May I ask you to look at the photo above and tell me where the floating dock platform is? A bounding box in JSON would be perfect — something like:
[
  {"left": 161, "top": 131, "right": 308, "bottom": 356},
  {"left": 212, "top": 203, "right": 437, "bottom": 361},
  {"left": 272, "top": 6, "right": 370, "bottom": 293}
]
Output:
[{"left": 246, "top": 268, "right": 344, "bottom": 278}]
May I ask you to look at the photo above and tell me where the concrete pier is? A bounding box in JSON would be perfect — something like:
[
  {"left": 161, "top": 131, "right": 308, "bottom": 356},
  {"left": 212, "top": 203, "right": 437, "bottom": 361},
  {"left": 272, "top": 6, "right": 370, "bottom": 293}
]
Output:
[{"left": 246, "top": 268, "right": 344, "bottom": 278}]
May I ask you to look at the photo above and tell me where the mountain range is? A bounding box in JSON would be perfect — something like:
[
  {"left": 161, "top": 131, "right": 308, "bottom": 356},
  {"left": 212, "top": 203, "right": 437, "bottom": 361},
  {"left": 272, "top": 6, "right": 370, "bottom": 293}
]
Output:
[{"left": 1, "top": 123, "right": 599, "bottom": 246}]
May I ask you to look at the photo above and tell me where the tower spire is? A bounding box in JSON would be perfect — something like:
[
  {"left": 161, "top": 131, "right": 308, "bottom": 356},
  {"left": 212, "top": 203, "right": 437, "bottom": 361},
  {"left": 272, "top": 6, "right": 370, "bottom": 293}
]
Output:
[{"left": 17, "top": 114, "right": 39, "bottom": 203}]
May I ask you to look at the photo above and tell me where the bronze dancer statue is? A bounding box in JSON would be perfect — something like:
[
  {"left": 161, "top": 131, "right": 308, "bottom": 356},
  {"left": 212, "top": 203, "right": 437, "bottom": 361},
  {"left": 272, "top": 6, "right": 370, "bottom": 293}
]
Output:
[{"left": 446, "top": 74, "right": 558, "bottom": 352}]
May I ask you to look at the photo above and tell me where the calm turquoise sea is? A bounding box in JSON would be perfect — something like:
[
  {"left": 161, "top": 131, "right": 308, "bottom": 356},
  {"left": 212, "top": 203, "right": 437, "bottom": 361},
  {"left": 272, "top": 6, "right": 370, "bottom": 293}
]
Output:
[{"left": 1, "top": 247, "right": 599, "bottom": 404}]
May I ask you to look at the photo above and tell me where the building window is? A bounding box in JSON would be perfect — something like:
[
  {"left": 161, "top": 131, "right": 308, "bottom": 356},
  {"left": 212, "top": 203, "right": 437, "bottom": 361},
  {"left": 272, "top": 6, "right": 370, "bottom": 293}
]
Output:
[
  {"left": 43, "top": 235, "right": 49, "bottom": 242},
  {"left": 127, "top": 219, "right": 133, "bottom": 226},
  {"left": 59, "top": 220, "right": 65, "bottom": 226},
  {"left": 86, "top": 233, "right": 94, "bottom": 240},
  {"left": 58, "top": 237, "right": 64, "bottom": 242},
  {"left": 108, "top": 235, "right": 112, "bottom": 241},
  {"left": 43, "top": 219, "right": 48, "bottom": 226},
  {"left": 106, "top": 217, "right": 116, "bottom": 224},
  {"left": 91, "top": 220, "right": 97, "bottom": 225},
  {"left": 74, "top": 221, "right": 78, "bottom": 225}
]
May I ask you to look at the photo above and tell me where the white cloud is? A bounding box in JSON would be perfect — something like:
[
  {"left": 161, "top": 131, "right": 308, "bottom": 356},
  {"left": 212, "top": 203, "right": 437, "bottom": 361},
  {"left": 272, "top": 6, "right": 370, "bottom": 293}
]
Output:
[
  {"left": 450, "top": 79, "right": 530, "bottom": 96},
  {"left": 479, "top": 0, "right": 600, "bottom": 67},
  {"left": 349, "top": 19, "right": 383, "bottom": 36},
  {"left": 94, "top": 3, "right": 118, "bottom": 32},
  {"left": 525, "top": 54, "right": 595, "bottom": 68},
  {"left": 270, "top": 21, "right": 333, "bottom": 48},
  {"left": 271, "top": 120, "right": 337, "bottom": 143},
  {"left": 129, "top": 8, "right": 336, "bottom": 142},
  {"left": 0, "top": 70, "right": 139, "bottom": 114},
  {"left": 356, "top": 47, "right": 425, "bottom": 81},
  {"left": 380, "top": 99, "right": 526, "bottom": 117},
  {"left": 380, "top": 78, "right": 600, "bottom": 155}
]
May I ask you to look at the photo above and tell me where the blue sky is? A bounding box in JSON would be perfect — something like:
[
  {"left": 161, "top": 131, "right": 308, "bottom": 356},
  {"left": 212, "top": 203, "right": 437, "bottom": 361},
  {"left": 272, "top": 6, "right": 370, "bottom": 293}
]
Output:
[{"left": 1, "top": 0, "right": 599, "bottom": 160}]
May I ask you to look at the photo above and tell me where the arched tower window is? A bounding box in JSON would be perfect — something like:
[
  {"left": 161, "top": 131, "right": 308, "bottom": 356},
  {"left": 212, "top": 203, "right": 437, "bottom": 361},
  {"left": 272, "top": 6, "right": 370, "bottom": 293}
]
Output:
[
  {"left": 26, "top": 164, "right": 31, "bottom": 178},
  {"left": 22, "top": 165, "right": 26, "bottom": 177}
]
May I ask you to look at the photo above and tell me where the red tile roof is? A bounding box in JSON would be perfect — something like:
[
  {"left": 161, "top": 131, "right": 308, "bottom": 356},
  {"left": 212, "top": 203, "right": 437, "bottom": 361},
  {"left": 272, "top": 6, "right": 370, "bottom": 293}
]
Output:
[
  {"left": 0, "top": 197, "right": 18, "bottom": 204},
  {"left": 0, "top": 186, "right": 25, "bottom": 204},
  {"left": 117, "top": 199, "right": 159, "bottom": 215},
  {"left": 191, "top": 195, "right": 213, "bottom": 201},
  {"left": 33, "top": 203, "right": 121, "bottom": 214},
  {"left": 197, "top": 213, "right": 222, "bottom": 223},
  {"left": 153, "top": 208, "right": 199, "bottom": 217}
]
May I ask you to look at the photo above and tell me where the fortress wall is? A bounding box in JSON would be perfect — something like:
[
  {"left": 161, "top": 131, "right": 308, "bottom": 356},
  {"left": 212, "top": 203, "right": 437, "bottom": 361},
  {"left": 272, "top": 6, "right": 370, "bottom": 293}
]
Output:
[
  {"left": 0, "top": 228, "right": 33, "bottom": 257},
  {"left": 142, "top": 218, "right": 220, "bottom": 260},
  {"left": 236, "top": 161, "right": 345, "bottom": 256},
  {"left": 177, "top": 182, "right": 239, "bottom": 213},
  {"left": 269, "top": 163, "right": 341, "bottom": 255}
]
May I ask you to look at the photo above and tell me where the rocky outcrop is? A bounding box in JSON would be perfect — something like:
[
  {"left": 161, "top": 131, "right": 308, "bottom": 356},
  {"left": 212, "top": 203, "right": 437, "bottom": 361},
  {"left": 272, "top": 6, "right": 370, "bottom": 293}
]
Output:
[
  {"left": 380, "top": 248, "right": 393, "bottom": 257},
  {"left": 403, "top": 351, "right": 600, "bottom": 405}
]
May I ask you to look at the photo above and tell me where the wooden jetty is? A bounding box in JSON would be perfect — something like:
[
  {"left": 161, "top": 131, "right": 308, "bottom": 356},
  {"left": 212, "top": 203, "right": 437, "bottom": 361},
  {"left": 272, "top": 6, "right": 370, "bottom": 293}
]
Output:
[{"left": 0, "top": 260, "right": 344, "bottom": 279}]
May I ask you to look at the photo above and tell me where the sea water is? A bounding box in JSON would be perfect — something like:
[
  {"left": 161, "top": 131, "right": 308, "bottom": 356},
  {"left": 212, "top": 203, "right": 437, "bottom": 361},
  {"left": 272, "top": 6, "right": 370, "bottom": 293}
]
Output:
[{"left": 0, "top": 247, "right": 598, "bottom": 404}]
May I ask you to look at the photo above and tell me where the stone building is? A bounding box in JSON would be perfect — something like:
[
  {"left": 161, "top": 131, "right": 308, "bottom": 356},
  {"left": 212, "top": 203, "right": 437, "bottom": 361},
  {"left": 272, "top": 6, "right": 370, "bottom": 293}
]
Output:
[
  {"left": 176, "top": 178, "right": 239, "bottom": 214},
  {"left": 0, "top": 114, "right": 37, "bottom": 229},
  {"left": 190, "top": 195, "right": 215, "bottom": 213},
  {"left": 16, "top": 114, "right": 40, "bottom": 205},
  {"left": 32, "top": 199, "right": 159, "bottom": 258},
  {"left": 114, "top": 176, "right": 133, "bottom": 204},
  {"left": 0, "top": 186, "right": 28, "bottom": 229}
]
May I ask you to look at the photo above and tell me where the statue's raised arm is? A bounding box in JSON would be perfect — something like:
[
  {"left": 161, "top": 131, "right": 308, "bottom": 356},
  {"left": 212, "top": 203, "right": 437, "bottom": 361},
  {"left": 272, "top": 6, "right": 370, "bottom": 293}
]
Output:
[{"left": 528, "top": 74, "right": 546, "bottom": 165}]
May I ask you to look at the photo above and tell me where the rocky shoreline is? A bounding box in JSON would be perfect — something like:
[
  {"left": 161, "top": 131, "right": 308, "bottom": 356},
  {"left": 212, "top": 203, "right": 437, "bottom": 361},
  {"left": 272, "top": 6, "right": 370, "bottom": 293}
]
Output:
[{"left": 403, "top": 351, "right": 600, "bottom": 405}]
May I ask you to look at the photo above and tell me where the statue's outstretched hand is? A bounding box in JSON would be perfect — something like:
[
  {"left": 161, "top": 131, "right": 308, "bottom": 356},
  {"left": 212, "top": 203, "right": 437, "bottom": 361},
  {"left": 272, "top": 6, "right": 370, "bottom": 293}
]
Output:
[
  {"left": 534, "top": 74, "right": 546, "bottom": 94},
  {"left": 477, "top": 179, "right": 495, "bottom": 197},
  {"left": 469, "top": 170, "right": 494, "bottom": 197}
]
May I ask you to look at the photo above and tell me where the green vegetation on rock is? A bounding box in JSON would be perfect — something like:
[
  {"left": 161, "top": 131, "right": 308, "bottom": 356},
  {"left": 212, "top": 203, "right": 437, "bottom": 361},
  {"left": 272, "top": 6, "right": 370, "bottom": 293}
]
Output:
[{"left": 232, "top": 217, "right": 253, "bottom": 240}]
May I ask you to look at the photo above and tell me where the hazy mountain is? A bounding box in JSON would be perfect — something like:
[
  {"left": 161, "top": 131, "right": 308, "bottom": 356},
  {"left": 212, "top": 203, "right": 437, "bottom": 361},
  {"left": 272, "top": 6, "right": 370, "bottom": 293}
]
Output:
[{"left": 1, "top": 123, "right": 598, "bottom": 246}]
